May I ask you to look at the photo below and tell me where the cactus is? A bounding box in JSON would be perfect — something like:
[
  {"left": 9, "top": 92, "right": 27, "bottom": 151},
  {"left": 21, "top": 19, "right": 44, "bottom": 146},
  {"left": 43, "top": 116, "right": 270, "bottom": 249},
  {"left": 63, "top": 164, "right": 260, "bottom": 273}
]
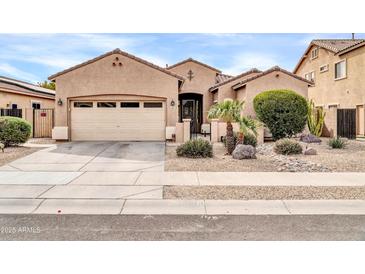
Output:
[{"left": 307, "top": 99, "right": 326, "bottom": 137}]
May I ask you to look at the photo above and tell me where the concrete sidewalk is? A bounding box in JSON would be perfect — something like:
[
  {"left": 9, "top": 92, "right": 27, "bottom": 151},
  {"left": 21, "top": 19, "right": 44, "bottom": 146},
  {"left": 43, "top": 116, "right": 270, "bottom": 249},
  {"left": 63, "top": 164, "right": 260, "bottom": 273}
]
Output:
[
  {"left": 1, "top": 199, "right": 365, "bottom": 215},
  {"left": 1, "top": 171, "right": 365, "bottom": 186}
]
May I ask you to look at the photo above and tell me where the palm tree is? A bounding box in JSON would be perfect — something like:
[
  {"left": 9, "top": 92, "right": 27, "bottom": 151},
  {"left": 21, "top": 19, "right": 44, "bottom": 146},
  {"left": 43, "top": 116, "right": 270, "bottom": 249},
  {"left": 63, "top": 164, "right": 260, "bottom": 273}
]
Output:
[
  {"left": 207, "top": 99, "right": 243, "bottom": 154},
  {"left": 237, "top": 116, "right": 260, "bottom": 144}
]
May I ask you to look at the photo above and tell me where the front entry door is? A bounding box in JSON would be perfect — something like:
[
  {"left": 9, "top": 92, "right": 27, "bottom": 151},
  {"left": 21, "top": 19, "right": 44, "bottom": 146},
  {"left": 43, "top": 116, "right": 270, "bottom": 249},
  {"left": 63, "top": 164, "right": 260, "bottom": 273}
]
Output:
[{"left": 182, "top": 99, "right": 200, "bottom": 133}]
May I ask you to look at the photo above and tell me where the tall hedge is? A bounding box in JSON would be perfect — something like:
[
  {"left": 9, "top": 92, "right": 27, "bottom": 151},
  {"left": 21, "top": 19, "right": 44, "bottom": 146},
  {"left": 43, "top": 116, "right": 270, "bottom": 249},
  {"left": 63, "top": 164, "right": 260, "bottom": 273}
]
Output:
[
  {"left": 253, "top": 90, "right": 308, "bottom": 140},
  {"left": 0, "top": 116, "right": 31, "bottom": 147}
]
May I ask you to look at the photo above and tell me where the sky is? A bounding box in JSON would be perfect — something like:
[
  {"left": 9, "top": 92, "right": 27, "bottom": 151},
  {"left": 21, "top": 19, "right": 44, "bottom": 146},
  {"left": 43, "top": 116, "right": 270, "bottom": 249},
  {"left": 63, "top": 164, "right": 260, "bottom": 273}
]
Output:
[{"left": 0, "top": 33, "right": 364, "bottom": 84}]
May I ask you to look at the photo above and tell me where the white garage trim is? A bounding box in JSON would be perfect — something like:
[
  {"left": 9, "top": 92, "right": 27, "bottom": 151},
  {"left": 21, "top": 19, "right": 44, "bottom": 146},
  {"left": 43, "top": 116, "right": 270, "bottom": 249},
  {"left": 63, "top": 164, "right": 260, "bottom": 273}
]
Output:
[{"left": 70, "top": 99, "right": 166, "bottom": 141}]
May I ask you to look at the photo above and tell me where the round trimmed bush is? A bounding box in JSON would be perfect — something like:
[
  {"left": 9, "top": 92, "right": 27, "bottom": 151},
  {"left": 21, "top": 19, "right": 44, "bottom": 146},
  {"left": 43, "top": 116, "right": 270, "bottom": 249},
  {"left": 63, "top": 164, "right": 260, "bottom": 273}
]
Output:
[
  {"left": 253, "top": 90, "right": 308, "bottom": 140},
  {"left": 0, "top": 116, "right": 31, "bottom": 147},
  {"left": 274, "top": 138, "right": 303, "bottom": 155},
  {"left": 176, "top": 139, "right": 213, "bottom": 158}
]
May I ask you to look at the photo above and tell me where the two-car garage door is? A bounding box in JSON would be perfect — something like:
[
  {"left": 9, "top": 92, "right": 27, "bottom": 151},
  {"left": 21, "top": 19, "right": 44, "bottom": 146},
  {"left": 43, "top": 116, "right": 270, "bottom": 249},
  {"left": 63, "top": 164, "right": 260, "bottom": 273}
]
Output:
[{"left": 70, "top": 100, "right": 165, "bottom": 141}]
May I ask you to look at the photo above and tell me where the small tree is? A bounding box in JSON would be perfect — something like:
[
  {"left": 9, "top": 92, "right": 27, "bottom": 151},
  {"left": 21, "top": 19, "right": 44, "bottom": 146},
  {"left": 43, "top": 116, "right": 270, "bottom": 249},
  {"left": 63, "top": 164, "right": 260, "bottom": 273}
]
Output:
[
  {"left": 237, "top": 116, "right": 259, "bottom": 145},
  {"left": 253, "top": 90, "right": 308, "bottom": 140},
  {"left": 307, "top": 99, "right": 326, "bottom": 137},
  {"left": 208, "top": 99, "right": 243, "bottom": 154},
  {"left": 38, "top": 80, "right": 55, "bottom": 90}
]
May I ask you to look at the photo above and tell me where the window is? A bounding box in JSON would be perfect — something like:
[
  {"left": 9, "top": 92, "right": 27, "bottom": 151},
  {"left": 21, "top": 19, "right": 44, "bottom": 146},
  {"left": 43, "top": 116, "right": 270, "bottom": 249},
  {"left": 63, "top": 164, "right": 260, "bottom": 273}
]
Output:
[
  {"left": 121, "top": 102, "right": 140, "bottom": 108},
  {"left": 32, "top": 102, "right": 41, "bottom": 109},
  {"left": 11, "top": 103, "right": 18, "bottom": 109},
  {"left": 335, "top": 60, "right": 346, "bottom": 80},
  {"left": 311, "top": 48, "right": 319, "bottom": 59},
  {"left": 74, "top": 102, "right": 93, "bottom": 108},
  {"left": 97, "top": 102, "right": 116, "bottom": 108},
  {"left": 320, "top": 64, "right": 329, "bottom": 73},
  {"left": 305, "top": 71, "right": 315, "bottom": 82},
  {"left": 144, "top": 102, "right": 163, "bottom": 108}
]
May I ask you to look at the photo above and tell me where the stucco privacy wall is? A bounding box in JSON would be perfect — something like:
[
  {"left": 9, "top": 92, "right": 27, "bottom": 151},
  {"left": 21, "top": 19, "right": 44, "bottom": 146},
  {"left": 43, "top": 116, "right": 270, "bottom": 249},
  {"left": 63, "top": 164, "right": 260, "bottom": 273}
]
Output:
[
  {"left": 237, "top": 71, "right": 309, "bottom": 118},
  {"left": 52, "top": 53, "right": 181, "bottom": 139},
  {"left": 168, "top": 61, "right": 217, "bottom": 123}
]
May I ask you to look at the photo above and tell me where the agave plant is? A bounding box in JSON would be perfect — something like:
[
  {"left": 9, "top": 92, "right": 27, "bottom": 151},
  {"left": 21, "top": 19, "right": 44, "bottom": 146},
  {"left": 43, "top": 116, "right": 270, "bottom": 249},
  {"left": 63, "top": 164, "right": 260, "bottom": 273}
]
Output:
[
  {"left": 307, "top": 99, "right": 326, "bottom": 137},
  {"left": 207, "top": 99, "right": 244, "bottom": 154}
]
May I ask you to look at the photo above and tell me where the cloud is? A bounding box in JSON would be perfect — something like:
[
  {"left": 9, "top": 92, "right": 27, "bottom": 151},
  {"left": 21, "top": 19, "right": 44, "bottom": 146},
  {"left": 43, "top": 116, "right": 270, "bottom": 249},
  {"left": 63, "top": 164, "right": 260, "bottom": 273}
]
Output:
[
  {"left": 222, "top": 52, "right": 279, "bottom": 75},
  {"left": 137, "top": 54, "right": 170, "bottom": 68},
  {"left": 0, "top": 63, "right": 38, "bottom": 83},
  {"left": 0, "top": 33, "right": 147, "bottom": 70},
  {"left": 177, "top": 33, "right": 255, "bottom": 47}
]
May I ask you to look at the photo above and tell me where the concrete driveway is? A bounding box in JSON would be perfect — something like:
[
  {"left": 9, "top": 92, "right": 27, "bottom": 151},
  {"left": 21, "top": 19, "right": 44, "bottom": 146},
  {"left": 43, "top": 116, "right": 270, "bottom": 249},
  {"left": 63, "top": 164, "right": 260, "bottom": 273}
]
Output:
[{"left": 2, "top": 141, "right": 165, "bottom": 172}]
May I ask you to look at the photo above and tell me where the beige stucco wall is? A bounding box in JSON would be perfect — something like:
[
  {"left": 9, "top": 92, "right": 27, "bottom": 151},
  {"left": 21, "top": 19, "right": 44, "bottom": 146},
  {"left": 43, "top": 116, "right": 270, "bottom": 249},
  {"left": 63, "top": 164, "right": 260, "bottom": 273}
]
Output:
[
  {"left": 0, "top": 90, "right": 54, "bottom": 110},
  {"left": 295, "top": 45, "right": 365, "bottom": 136},
  {"left": 168, "top": 61, "right": 217, "bottom": 123},
  {"left": 296, "top": 45, "right": 365, "bottom": 108},
  {"left": 53, "top": 53, "right": 180, "bottom": 133},
  {"left": 237, "top": 71, "right": 309, "bottom": 118},
  {"left": 216, "top": 72, "right": 261, "bottom": 103}
]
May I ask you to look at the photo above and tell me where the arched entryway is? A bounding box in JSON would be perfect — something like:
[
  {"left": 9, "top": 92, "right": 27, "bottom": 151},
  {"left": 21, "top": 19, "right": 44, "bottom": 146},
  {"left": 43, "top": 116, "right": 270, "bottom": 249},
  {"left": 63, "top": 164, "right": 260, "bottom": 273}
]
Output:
[{"left": 178, "top": 93, "right": 203, "bottom": 133}]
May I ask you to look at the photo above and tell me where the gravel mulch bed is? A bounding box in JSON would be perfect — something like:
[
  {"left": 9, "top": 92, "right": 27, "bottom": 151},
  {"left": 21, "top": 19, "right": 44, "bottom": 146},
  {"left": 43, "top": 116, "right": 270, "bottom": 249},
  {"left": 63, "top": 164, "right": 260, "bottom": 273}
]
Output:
[
  {"left": 165, "top": 138, "right": 365, "bottom": 172},
  {"left": 0, "top": 146, "right": 40, "bottom": 166},
  {"left": 165, "top": 143, "right": 278, "bottom": 172},
  {"left": 164, "top": 186, "right": 365, "bottom": 200}
]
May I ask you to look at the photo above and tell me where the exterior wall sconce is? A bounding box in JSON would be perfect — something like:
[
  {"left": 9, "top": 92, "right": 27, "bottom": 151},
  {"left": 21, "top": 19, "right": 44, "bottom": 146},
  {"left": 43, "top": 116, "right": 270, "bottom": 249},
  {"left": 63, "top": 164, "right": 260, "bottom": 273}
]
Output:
[
  {"left": 57, "top": 98, "right": 63, "bottom": 106},
  {"left": 170, "top": 100, "right": 175, "bottom": 106}
]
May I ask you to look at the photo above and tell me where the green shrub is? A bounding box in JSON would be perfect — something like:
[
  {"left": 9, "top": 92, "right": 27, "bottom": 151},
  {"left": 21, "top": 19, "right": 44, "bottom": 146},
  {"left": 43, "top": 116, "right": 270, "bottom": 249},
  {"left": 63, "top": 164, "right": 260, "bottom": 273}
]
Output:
[
  {"left": 274, "top": 138, "right": 303, "bottom": 155},
  {"left": 328, "top": 136, "right": 347, "bottom": 149},
  {"left": 0, "top": 116, "right": 31, "bottom": 147},
  {"left": 243, "top": 132, "right": 257, "bottom": 147},
  {"left": 176, "top": 139, "right": 213, "bottom": 158},
  {"left": 223, "top": 132, "right": 257, "bottom": 147},
  {"left": 253, "top": 90, "right": 308, "bottom": 140}
]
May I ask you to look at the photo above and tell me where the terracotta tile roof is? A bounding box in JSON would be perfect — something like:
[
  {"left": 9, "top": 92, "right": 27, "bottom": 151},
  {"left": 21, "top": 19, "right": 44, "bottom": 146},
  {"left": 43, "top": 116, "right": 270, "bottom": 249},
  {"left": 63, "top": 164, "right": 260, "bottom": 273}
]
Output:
[
  {"left": 215, "top": 73, "right": 232, "bottom": 84},
  {"left": 231, "top": 66, "right": 313, "bottom": 90},
  {"left": 311, "top": 39, "right": 365, "bottom": 53},
  {"left": 166, "top": 58, "right": 222, "bottom": 73},
  {"left": 0, "top": 75, "right": 55, "bottom": 97},
  {"left": 48, "top": 48, "right": 185, "bottom": 81},
  {"left": 293, "top": 39, "right": 365, "bottom": 73},
  {"left": 209, "top": 68, "right": 261, "bottom": 92}
]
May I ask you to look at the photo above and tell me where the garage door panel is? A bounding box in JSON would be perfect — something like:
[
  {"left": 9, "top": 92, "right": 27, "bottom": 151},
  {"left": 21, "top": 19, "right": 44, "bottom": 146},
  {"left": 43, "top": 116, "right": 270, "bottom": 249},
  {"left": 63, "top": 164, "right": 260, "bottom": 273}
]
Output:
[{"left": 71, "top": 101, "right": 165, "bottom": 141}]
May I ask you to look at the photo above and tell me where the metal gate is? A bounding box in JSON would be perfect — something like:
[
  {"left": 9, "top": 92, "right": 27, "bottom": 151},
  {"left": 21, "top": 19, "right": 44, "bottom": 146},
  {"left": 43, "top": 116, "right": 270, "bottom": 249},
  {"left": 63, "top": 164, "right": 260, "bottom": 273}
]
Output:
[
  {"left": 33, "top": 109, "right": 54, "bottom": 138},
  {"left": 337, "top": 109, "right": 356, "bottom": 139}
]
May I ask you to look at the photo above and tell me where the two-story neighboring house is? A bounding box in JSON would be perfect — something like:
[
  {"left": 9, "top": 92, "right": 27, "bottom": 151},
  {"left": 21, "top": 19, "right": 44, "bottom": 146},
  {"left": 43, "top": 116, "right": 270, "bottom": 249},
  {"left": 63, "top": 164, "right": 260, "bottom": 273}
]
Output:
[{"left": 294, "top": 39, "right": 365, "bottom": 139}]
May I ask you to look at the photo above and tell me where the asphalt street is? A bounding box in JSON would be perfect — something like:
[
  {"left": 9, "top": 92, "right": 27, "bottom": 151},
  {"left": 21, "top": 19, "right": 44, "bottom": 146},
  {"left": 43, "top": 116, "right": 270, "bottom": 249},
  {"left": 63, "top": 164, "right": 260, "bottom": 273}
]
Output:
[{"left": 1, "top": 214, "right": 365, "bottom": 240}]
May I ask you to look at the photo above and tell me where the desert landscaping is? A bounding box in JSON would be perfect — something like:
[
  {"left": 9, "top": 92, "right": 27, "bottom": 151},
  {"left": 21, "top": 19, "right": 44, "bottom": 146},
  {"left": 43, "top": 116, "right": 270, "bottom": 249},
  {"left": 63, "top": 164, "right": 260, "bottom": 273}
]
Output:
[{"left": 165, "top": 138, "right": 365, "bottom": 173}]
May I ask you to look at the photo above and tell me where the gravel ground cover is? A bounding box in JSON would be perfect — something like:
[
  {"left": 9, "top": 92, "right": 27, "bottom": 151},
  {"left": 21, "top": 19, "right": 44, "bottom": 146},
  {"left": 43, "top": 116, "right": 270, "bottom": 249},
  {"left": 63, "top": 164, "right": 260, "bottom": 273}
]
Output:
[
  {"left": 165, "top": 138, "right": 365, "bottom": 172},
  {"left": 164, "top": 185, "right": 365, "bottom": 200},
  {"left": 26, "top": 138, "right": 57, "bottom": 145},
  {"left": 0, "top": 146, "right": 40, "bottom": 166}
]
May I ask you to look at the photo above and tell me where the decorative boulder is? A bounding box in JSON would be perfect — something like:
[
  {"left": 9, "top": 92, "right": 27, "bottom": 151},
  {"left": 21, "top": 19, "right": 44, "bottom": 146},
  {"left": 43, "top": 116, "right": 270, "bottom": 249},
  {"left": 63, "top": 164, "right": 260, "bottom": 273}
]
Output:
[
  {"left": 303, "top": 147, "right": 317, "bottom": 155},
  {"left": 232, "top": 144, "right": 256, "bottom": 159},
  {"left": 300, "top": 134, "right": 322, "bottom": 143}
]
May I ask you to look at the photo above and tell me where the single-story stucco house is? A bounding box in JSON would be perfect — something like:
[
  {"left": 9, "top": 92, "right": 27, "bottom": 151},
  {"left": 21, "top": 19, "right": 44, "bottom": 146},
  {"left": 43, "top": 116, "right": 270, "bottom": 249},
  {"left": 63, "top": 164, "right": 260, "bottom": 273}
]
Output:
[
  {"left": 49, "top": 48, "right": 312, "bottom": 142},
  {"left": 0, "top": 75, "right": 55, "bottom": 123}
]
